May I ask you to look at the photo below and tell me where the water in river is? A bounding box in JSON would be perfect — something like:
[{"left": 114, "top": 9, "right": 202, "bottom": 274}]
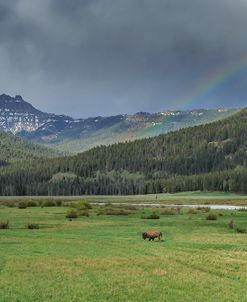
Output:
[{"left": 91, "top": 202, "right": 247, "bottom": 210}]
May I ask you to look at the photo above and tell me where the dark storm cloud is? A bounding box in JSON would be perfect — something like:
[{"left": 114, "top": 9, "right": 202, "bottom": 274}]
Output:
[{"left": 0, "top": 0, "right": 247, "bottom": 117}]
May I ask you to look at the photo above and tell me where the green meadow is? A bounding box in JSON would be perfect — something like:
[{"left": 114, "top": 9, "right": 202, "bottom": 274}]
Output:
[
  {"left": 1, "top": 191, "right": 247, "bottom": 205},
  {"left": 0, "top": 197, "right": 247, "bottom": 302}
]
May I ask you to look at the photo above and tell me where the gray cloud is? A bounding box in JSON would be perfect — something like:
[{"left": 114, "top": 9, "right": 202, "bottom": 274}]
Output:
[{"left": 0, "top": 0, "right": 247, "bottom": 117}]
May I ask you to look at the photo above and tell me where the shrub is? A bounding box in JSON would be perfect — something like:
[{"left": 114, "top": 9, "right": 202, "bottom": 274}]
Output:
[
  {"left": 18, "top": 201, "right": 27, "bottom": 209},
  {"left": 106, "top": 209, "right": 130, "bottom": 216},
  {"left": 118, "top": 204, "right": 137, "bottom": 211},
  {"left": 176, "top": 207, "right": 182, "bottom": 214},
  {"left": 79, "top": 210, "right": 90, "bottom": 217},
  {"left": 197, "top": 207, "right": 210, "bottom": 212},
  {"left": 27, "top": 200, "right": 38, "bottom": 207},
  {"left": 187, "top": 208, "right": 198, "bottom": 215},
  {"left": 68, "top": 201, "right": 92, "bottom": 210},
  {"left": 97, "top": 208, "right": 131, "bottom": 216},
  {"left": 0, "top": 221, "right": 9, "bottom": 229},
  {"left": 105, "top": 202, "right": 112, "bottom": 207},
  {"left": 36, "top": 199, "right": 44, "bottom": 206},
  {"left": 27, "top": 223, "right": 39, "bottom": 229},
  {"left": 160, "top": 208, "right": 177, "bottom": 215},
  {"left": 96, "top": 203, "right": 134, "bottom": 216},
  {"left": 228, "top": 220, "right": 235, "bottom": 229},
  {"left": 141, "top": 212, "right": 160, "bottom": 219},
  {"left": 66, "top": 209, "right": 78, "bottom": 219},
  {"left": 228, "top": 219, "right": 247, "bottom": 233},
  {"left": 235, "top": 227, "right": 247, "bottom": 234},
  {"left": 42, "top": 199, "right": 56, "bottom": 207},
  {"left": 55, "top": 200, "right": 63, "bottom": 207},
  {"left": 76, "top": 201, "right": 92, "bottom": 210},
  {"left": 238, "top": 208, "right": 247, "bottom": 212},
  {"left": 206, "top": 213, "right": 217, "bottom": 220},
  {"left": 4, "top": 201, "right": 16, "bottom": 208}
]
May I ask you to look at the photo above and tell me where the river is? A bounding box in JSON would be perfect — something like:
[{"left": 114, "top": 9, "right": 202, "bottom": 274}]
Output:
[{"left": 91, "top": 202, "right": 247, "bottom": 210}]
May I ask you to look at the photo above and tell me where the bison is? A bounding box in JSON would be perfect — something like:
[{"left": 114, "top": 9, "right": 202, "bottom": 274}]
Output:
[{"left": 142, "top": 230, "right": 162, "bottom": 241}]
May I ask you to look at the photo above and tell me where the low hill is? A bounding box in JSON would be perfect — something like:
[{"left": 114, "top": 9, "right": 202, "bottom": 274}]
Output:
[
  {"left": 0, "top": 130, "right": 57, "bottom": 165},
  {"left": 0, "top": 108, "right": 247, "bottom": 195}
]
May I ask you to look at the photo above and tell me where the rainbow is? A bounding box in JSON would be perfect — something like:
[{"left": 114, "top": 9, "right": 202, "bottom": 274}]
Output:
[{"left": 180, "top": 52, "right": 247, "bottom": 108}]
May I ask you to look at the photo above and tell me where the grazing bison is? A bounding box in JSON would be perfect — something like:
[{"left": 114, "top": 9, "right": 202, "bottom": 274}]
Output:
[{"left": 142, "top": 230, "right": 162, "bottom": 241}]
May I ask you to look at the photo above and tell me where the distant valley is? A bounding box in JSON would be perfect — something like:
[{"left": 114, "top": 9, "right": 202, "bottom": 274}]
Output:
[{"left": 0, "top": 94, "right": 239, "bottom": 154}]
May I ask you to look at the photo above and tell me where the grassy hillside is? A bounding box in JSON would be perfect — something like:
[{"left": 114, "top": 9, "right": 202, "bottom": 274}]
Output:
[
  {"left": 0, "top": 130, "right": 57, "bottom": 164},
  {"left": 0, "top": 108, "right": 247, "bottom": 195},
  {"left": 41, "top": 109, "right": 238, "bottom": 154},
  {"left": 0, "top": 203, "right": 247, "bottom": 301}
]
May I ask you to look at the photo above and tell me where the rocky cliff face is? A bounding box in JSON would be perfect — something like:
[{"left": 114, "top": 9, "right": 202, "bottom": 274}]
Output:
[
  {"left": 0, "top": 94, "right": 49, "bottom": 133},
  {"left": 0, "top": 94, "right": 72, "bottom": 134}
]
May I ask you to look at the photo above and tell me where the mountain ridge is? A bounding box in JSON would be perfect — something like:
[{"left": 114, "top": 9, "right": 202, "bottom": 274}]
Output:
[{"left": 0, "top": 94, "right": 239, "bottom": 153}]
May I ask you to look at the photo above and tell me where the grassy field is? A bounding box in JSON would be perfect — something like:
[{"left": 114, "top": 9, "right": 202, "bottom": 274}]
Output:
[
  {"left": 1, "top": 191, "right": 247, "bottom": 206},
  {"left": 0, "top": 200, "right": 247, "bottom": 302}
]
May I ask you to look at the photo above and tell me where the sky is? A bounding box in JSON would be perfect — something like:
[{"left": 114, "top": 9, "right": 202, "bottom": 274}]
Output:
[{"left": 0, "top": 0, "right": 247, "bottom": 118}]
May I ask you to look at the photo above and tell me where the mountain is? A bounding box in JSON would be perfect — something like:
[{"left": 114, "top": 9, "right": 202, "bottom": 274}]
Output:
[
  {"left": 1, "top": 108, "right": 247, "bottom": 195},
  {"left": 0, "top": 93, "right": 73, "bottom": 133},
  {"left": 0, "top": 94, "right": 239, "bottom": 154}
]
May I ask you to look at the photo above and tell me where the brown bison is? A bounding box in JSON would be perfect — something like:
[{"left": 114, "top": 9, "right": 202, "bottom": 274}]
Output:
[{"left": 142, "top": 230, "right": 162, "bottom": 241}]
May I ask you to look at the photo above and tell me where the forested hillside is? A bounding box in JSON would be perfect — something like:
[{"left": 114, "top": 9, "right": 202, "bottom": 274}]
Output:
[
  {"left": 0, "top": 130, "right": 57, "bottom": 165},
  {"left": 0, "top": 109, "right": 247, "bottom": 195}
]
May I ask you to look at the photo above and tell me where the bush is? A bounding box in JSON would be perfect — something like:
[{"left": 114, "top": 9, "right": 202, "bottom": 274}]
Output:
[
  {"left": 0, "top": 221, "right": 9, "bottom": 229},
  {"left": 42, "top": 199, "right": 56, "bottom": 207},
  {"left": 105, "top": 202, "right": 112, "bottom": 207},
  {"left": 118, "top": 204, "right": 137, "bottom": 211},
  {"left": 76, "top": 201, "right": 92, "bottom": 210},
  {"left": 187, "top": 208, "right": 198, "bottom": 215},
  {"left": 206, "top": 213, "right": 217, "bottom": 220},
  {"left": 79, "top": 210, "right": 90, "bottom": 217},
  {"left": 160, "top": 208, "right": 177, "bottom": 215},
  {"left": 66, "top": 209, "right": 78, "bottom": 219},
  {"left": 55, "top": 200, "right": 63, "bottom": 207},
  {"left": 228, "top": 219, "right": 247, "bottom": 233},
  {"left": 228, "top": 220, "right": 235, "bottom": 229},
  {"left": 238, "top": 208, "right": 247, "bottom": 212},
  {"left": 97, "top": 208, "right": 131, "bottom": 216},
  {"left": 18, "top": 201, "right": 27, "bottom": 209},
  {"left": 27, "top": 200, "right": 38, "bottom": 207},
  {"left": 235, "top": 227, "right": 247, "bottom": 234},
  {"left": 197, "top": 207, "right": 210, "bottom": 212},
  {"left": 141, "top": 212, "right": 160, "bottom": 219},
  {"left": 106, "top": 209, "right": 130, "bottom": 216},
  {"left": 68, "top": 201, "right": 92, "bottom": 210},
  {"left": 96, "top": 203, "right": 134, "bottom": 216},
  {"left": 36, "top": 199, "right": 44, "bottom": 206},
  {"left": 27, "top": 223, "right": 39, "bottom": 229},
  {"left": 4, "top": 201, "right": 16, "bottom": 208}
]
